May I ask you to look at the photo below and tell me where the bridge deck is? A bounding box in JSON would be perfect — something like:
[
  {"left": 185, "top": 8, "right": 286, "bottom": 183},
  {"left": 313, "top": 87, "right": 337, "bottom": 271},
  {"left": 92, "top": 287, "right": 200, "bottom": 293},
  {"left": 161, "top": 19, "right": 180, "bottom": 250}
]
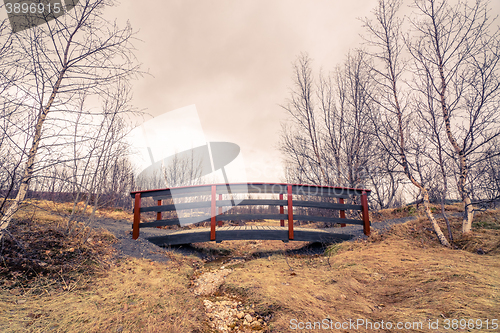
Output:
[{"left": 146, "top": 226, "right": 355, "bottom": 246}]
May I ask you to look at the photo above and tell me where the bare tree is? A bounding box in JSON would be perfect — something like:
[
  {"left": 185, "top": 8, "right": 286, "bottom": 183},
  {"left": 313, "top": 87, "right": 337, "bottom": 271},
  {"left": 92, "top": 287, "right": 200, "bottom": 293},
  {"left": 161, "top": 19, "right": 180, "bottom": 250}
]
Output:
[
  {"left": 323, "top": 50, "right": 375, "bottom": 190},
  {"left": 406, "top": 0, "right": 500, "bottom": 233},
  {"left": 362, "top": 0, "right": 451, "bottom": 246},
  {"left": 468, "top": 137, "right": 500, "bottom": 207},
  {"left": 281, "top": 52, "right": 378, "bottom": 190},
  {"left": 161, "top": 150, "right": 204, "bottom": 188},
  {"left": 366, "top": 152, "right": 403, "bottom": 209},
  {"left": 0, "top": 0, "right": 141, "bottom": 241},
  {"left": 281, "top": 54, "right": 326, "bottom": 185},
  {"left": 0, "top": 12, "right": 28, "bottom": 215},
  {"left": 63, "top": 82, "right": 136, "bottom": 235},
  {"left": 413, "top": 71, "right": 455, "bottom": 241}
]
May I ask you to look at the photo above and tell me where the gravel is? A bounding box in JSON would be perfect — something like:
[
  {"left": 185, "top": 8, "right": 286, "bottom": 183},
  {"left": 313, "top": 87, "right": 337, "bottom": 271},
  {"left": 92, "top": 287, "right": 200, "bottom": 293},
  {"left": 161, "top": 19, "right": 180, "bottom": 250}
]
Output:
[
  {"left": 85, "top": 217, "right": 174, "bottom": 262},
  {"left": 192, "top": 268, "right": 232, "bottom": 296},
  {"left": 335, "top": 216, "right": 419, "bottom": 241}
]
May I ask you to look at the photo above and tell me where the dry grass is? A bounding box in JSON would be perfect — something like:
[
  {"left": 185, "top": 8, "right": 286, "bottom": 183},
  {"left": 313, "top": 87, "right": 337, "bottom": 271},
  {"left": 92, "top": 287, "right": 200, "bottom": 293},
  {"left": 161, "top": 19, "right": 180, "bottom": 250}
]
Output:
[
  {"left": 370, "top": 202, "right": 466, "bottom": 223},
  {"left": 222, "top": 216, "right": 500, "bottom": 332},
  {"left": 1, "top": 201, "right": 499, "bottom": 332},
  {"left": 1, "top": 256, "right": 205, "bottom": 333},
  {"left": 13, "top": 199, "right": 133, "bottom": 223},
  {"left": 1, "top": 200, "right": 205, "bottom": 332}
]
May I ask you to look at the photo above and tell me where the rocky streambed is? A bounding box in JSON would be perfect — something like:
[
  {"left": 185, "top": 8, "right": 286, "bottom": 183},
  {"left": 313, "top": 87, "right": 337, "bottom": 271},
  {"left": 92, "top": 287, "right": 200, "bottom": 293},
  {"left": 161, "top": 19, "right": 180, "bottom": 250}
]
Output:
[{"left": 191, "top": 261, "right": 271, "bottom": 332}]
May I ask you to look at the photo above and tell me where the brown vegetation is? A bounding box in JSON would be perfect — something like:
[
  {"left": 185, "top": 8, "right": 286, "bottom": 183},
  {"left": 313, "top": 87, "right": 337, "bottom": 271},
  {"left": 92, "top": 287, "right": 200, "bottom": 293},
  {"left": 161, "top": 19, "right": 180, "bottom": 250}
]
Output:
[{"left": 1, "top": 201, "right": 498, "bottom": 332}]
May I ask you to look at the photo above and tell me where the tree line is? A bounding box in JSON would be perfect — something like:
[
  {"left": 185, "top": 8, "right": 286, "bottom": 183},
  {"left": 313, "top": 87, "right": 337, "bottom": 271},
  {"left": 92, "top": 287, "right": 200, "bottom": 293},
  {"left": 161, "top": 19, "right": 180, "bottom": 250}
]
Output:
[
  {"left": 280, "top": 0, "right": 500, "bottom": 246},
  {"left": 1, "top": 0, "right": 498, "bottom": 248},
  {"left": 0, "top": 0, "right": 142, "bottom": 241}
]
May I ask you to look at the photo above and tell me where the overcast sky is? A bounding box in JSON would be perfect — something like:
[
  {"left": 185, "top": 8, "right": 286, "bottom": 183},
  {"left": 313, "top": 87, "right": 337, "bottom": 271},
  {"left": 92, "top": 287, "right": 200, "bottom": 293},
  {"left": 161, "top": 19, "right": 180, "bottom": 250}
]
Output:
[{"left": 111, "top": 0, "right": 499, "bottom": 183}]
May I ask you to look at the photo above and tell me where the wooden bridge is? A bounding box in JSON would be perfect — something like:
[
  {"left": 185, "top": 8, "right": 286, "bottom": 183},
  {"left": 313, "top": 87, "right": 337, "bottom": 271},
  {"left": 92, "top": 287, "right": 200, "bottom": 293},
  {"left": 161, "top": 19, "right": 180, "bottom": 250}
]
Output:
[{"left": 130, "top": 183, "right": 371, "bottom": 245}]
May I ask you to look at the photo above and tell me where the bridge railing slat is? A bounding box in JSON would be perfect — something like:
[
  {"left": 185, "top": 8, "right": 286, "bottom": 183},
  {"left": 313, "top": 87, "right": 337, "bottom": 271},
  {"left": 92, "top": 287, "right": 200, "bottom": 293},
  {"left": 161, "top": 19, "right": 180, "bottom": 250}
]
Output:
[
  {"left": 210, "top": 185, "right": 216, "bottom": 241},
  {"left": 138, "top": 199, "right": 290, "bottom": 213},
  {"left": 131, "top": 183, "right": 366, "bottom": 199},
  {"left": 136, "top": 199, "right": 363, "bottom": 213},
  {"left": 137, "top": 214, "right": 365, "bottom": 228},
  {"left": 131, "top": 182, "right": 371, "bottom": 241}
]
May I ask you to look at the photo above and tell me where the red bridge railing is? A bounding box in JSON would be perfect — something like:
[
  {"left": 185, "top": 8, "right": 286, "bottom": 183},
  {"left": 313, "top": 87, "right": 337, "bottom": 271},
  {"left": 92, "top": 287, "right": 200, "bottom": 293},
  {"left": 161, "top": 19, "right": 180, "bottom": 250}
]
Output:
[{"left": 130, "top": 183, "right": 371, "bottom": 241}]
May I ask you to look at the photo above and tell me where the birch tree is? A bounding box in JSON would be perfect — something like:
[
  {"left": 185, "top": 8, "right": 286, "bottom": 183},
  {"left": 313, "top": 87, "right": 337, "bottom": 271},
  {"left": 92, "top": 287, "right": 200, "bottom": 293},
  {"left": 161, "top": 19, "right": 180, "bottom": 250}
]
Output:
[
  {"left": 406, "top": 0, "right": 500, "bottom": 233},
  {"left": 362, "top": 0, "right": 451, "bottom": 246},
  {"left": 0, "top": 0, "right": 141, "bottom": 241}
]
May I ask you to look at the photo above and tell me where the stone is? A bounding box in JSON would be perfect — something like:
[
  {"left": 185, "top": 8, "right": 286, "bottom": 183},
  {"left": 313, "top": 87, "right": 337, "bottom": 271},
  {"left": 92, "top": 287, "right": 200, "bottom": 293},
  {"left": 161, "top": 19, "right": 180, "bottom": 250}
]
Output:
[
  {"left": 237, "top": 312, "right": 244, "bottom": 319},
  {"left": 193, "top": 269, "right": 232, "bottom": 296},
  {"left": 251, "top": 321, "right": 262, "bottom": 329},
  {"left": 244, "top": 314, "right": 253, "bottom": 323}
]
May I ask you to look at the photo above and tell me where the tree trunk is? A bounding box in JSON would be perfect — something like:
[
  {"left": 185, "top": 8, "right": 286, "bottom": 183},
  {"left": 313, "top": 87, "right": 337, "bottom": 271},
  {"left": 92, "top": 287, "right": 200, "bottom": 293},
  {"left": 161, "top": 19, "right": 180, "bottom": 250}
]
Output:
[
  {"left": 462, "top": 197, "right": 474, "bottom": 233},
  {"left": 422, "top": 189, "right": 450, "bottom": 247},
  {"left": 0, "top": 113, "right": 48, "bottom": 237},
  {"left": 429, "top": 0, "right": 474, "bottom": 234},
  {"left": 0, "top": 66, "right": 67, "bottom": 241},
  {"left": 441, "top": 196, "right": 453, "bottom": 243}
]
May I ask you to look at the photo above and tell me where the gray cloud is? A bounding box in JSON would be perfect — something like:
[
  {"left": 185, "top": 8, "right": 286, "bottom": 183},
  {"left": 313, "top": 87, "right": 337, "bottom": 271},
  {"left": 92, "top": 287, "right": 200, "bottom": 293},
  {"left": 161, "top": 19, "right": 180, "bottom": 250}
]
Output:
[{"left": 111, "top": 0, "right": 498, "bottom": 182}]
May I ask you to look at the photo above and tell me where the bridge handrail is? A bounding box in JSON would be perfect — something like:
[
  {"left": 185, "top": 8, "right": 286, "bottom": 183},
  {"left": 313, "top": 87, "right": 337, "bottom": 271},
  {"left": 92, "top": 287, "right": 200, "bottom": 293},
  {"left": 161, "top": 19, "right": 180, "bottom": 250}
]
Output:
[
  {"left": 130, "top": 183, "right": 369, "bottom": 199},
  {"left": 130, "top": 182, "right": 371, "bottom": 241}
]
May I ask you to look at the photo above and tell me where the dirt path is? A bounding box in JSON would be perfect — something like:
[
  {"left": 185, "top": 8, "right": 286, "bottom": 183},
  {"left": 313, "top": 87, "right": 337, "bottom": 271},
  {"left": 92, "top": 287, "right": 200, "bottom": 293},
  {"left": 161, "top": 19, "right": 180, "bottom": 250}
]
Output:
[{"left": 84, "top": 217, "right": 174, "bottom": 262}]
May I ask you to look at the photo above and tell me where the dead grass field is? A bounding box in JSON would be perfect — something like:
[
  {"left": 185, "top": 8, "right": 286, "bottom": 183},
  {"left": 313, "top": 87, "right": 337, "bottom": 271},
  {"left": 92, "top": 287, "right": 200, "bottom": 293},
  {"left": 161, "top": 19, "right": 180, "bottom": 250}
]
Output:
[
  {"left": 1, "top": 256, "right": 206, "bottom": 332},
  {"left": 222, "top": 223, "right": 500, "bottom": 332},
  {"left": 1, "top": 200, "right": 499, "bottom": 332}
]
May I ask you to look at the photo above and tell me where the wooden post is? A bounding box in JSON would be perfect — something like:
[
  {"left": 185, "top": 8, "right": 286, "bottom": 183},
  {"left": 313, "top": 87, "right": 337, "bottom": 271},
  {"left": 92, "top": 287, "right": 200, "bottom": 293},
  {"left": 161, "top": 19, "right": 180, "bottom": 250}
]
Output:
[
  {"left": 157, "top": 200, "right": 162, "bottom": 220},
  {"left": 279, "top": 193, "right": 284, "bottom": 227},
  {"left": 339, "top": 198, "right": 346, "bottom": 227},
  {"left": 156, "top": 199, "right": 162, "bottom": 228},
  {"left": 218, "top": 193, "right": 223, "bottom": 227},
  {"left": 133, "top": 193, "right": 141, "bottom": 240},
  {"left": 361, "top": 191, "right": 370, "bottom": 236},
  {"left": 287, "top": 184, "right": 294, "bottom": 240},
  {"left": 211, "top": 185, "right": 216, "bottom": 240}
]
